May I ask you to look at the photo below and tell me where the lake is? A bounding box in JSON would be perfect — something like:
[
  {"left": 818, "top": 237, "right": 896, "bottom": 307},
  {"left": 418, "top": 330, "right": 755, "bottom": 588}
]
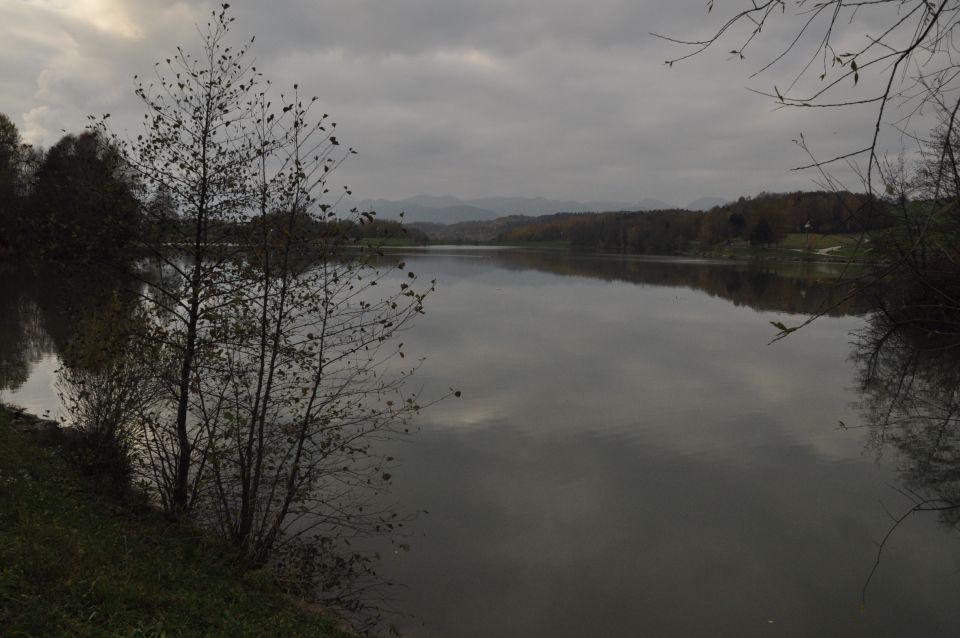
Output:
[{"left": 3, "top": 249, "right": 960, "bottom": 637}]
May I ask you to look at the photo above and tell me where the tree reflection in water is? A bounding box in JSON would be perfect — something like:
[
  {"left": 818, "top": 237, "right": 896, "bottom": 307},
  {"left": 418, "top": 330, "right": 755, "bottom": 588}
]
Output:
[
  {"left": 0, "top": 293, "right": 49, "bottom": 393},
  {"left": 852, "top": 315, "right": 960, "bottom": 602},
  {"left": 0, "top": 263, "right": 131, "bottom": 395},
  {"left": 377, "top": 248, "right": 868, "bottom": 316},
  {"left": 4, "top": 254, "right": 867, "bottom": 397}
]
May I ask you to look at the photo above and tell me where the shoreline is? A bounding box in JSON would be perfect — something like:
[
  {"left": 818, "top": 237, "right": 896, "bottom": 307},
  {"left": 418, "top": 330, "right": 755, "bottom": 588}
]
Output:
[{"left": 0, "top": 403, "right": 355, "bottom": 637}]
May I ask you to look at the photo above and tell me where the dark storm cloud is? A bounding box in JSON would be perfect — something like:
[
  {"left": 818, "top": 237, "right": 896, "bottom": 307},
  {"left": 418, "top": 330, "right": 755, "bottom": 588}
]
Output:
[{"left": 0, "top": 1, "right": 926, "bottom": 204}]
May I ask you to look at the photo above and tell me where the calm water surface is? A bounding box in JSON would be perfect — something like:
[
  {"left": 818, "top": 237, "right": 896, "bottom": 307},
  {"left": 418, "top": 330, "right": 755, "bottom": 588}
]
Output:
[{"left": 3, "top": 250, "right": 960, "bottom": 637}]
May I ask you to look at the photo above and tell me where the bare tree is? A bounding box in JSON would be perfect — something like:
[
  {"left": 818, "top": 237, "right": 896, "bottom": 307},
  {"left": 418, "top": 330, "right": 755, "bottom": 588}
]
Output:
[
  {"left": 194, "top": 84, "right": 440, "bottom": 565},
  {"left": 93, "top": 4, "right": 262, "bottom": 516},
  {"left": 658, "top": 2, "right": 960, "bottom": 180},
  {"left": 659, "top": 1, "right": 960, "bottom": 334},
  {"left": 90, "top": 6, "right": 454, "bottom": 589}
]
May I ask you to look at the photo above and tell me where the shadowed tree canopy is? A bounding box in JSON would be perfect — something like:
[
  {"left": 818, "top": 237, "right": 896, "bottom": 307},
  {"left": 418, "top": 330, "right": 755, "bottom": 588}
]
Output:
[
  {"left": 0, "top": 114, "right": 23, "bottom": 253},
  {"left": 495, "top": 190, "right": 884, "bottom": 254},
  {"left": 0, "top": 114, "right": 19, "bottom": 192},
  {"left": 749, "top": 217, "right": 776, "bottom": 247},
  {"left": 29, "top": 130, "right": 141, "bottom": 260}
]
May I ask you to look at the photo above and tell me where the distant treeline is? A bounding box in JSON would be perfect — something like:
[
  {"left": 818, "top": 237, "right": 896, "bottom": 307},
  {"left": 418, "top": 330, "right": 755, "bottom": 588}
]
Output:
[
  {"left": 497, "top": 191, "right": 894, "bottom": 254},
  {"left": 0, "top": 110, "right": 897, "bottom": 261},
  {"left": 0, "top": 114, "right": 425, "bottom": 262}
]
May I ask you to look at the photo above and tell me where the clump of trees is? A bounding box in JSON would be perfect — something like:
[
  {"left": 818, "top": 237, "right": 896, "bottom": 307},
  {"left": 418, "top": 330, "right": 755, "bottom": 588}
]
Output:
[
  {"left": 0, "top": 121, "right": 422, "bottom": 264},
  {"left": 0, "top": 114, "right": 36, "bottom": 257},
  {"left": 498, "top": 209, "right": 712, "bottom": 253},
  {"left": 0, "top": 116, "right": 142, "bottom": 261},
  {"left": 497, "top": 190, "right": 887, "bottom": 255},
  {"left": 30, "top": 131, "right": 141, "bottom": 259},
  {"left": 243, "top": 212, "right": 429, "bottom": 248},
  {"left": 867, "top": 125, "right": 960, "bottom": 336}
]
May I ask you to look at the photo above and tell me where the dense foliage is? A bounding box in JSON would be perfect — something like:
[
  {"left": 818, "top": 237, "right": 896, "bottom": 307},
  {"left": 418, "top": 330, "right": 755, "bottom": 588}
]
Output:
[
  {"left": 0, "top": 117, "right": 422, "bottom": 262},
  {"left": 497, "top": 190, "right": 890, "bottom": 254},
  {"left": 29, "top": 131, "right": 141, "bottom": 260},
  {"left": 0, "top": 119, "right": 141, "bottom": 261}
]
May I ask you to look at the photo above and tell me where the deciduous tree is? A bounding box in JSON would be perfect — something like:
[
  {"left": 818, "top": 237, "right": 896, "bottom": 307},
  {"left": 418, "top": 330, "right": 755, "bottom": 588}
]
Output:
[{"left": 88, "top": 7, "right": 450, "bottom": 599}]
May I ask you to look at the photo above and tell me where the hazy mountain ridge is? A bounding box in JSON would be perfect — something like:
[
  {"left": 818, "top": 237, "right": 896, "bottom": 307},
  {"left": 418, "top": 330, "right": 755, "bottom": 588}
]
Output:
[
  {"left": 408, "top": 215, "right": 552, "bottom": 242},
  {"left": 687, "top": 197, "right": 727, "bottom": 211},
  {"left": 348, "top": 199, "right": 499, "bottom": 224},
  {"left": 350, "top": 194, "right": 726, "bottom": 224}
]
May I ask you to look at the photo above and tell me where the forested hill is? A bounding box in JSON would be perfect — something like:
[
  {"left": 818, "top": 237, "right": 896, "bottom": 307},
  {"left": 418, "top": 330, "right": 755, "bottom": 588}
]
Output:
[{"left": 495, "top": 191, "right": 893, "bottom": 254}]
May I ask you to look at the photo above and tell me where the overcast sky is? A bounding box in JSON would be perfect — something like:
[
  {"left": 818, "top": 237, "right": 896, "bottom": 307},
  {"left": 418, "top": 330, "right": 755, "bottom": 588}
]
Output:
[{"left": 1, "top": 0, "right": 931, "bottom": 205}]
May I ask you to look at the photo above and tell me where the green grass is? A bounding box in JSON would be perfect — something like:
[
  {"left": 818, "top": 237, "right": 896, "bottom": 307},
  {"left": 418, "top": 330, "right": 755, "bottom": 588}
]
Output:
[
  {"left": 777, "top": 232, "right": 863, "bottom": 250},
  {"left": 705, "top": 234, "right": 873, "bottom": 262},
  {"left": 0, "top": 407, "right": 353, "bottom": 638}
]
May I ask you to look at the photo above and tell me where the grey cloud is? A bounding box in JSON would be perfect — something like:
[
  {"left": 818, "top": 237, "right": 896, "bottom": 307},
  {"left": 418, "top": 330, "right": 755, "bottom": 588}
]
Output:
[
  {"left": 230, "top": 0, "right": 665, "bottom": 57},
  {"left": 0, "top": 0, "right": 933, "bottom": 204}
]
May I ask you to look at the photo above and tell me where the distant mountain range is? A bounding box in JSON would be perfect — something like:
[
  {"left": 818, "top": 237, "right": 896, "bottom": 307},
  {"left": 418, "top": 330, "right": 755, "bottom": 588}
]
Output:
[
  {"left": 686, "top": 197, "right": 728, "bottom": 211},
  {"left": 348, "top": 194, "right": 727, "bottom": 224}
]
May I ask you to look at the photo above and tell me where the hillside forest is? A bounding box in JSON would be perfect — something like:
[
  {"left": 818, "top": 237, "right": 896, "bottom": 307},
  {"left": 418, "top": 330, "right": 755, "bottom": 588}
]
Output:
[{"left": 494, "top": 191, "right": 891, "bottom": 254}]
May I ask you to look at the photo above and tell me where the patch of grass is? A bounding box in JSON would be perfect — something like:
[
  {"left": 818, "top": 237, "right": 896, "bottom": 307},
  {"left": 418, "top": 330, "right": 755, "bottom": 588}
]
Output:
[
  {"left": 706, "top": 235, "right": 873, "bottom": 262},
  {"left": 777, "top": 232, "right": 863, "bottom": 250},
  {"left": 0, "top": 407, "right": 353, "bottom": 638}
]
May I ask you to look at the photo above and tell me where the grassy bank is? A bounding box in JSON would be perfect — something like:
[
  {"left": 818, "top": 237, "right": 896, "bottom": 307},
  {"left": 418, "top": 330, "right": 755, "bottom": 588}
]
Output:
[
  {"left": 408, "top": 234, "right": 874, "bottom": 262},
  {"left": 699, "top": 232, "right": 874, "bottom": 262},
  {"left": 0, "top": 406, "right": 353, "bottom": 638}
]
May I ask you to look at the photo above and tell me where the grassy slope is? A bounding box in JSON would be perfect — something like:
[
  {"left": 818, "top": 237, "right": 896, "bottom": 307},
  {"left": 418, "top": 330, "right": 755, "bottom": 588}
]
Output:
[
  {"left": 0, "top": 408, "right": 353, "bottom": 638},
  {"left": 704, "top": 233, "right": 874, "bottom": 261}
]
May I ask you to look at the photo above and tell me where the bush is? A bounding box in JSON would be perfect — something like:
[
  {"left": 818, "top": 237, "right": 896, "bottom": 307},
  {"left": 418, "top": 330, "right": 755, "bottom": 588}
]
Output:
[{"left": 57, "top": 296, "right": 157, "bottom": 492}]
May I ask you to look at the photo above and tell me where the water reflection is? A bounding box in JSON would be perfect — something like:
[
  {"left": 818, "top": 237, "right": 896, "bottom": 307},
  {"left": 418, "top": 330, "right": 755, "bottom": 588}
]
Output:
[
  {"left": 4, "top": 253, "right": 959, "bottom": 636},
  {"left": 855, "top": 318, "right": 960, "bottom": 529},
  {"left": 0, "top": 263, "right": 134, "bottom": 396},
  {"left": 1, "top": 254, "right": 867, "bottom": 401},
  {"left": 383, "top": 248, "right": 867, "bottom": 316},
  {"left": 0, "top": 293, "right": 50, "bottom": 392},
  {"left": 365, "top": 250, "right": 960, "bottom": 636}
]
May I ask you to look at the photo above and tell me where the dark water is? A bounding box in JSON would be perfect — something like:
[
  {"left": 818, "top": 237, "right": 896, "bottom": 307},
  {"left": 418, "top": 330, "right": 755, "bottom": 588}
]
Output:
[{"left": 3, "top": 251, "right": 960, "bottom": 637}]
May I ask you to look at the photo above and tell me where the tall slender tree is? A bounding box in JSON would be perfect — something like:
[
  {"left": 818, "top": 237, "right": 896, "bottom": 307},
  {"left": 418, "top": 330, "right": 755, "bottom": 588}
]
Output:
[{"left": 92, "top": 6, "right": 450, "bottom": 590}]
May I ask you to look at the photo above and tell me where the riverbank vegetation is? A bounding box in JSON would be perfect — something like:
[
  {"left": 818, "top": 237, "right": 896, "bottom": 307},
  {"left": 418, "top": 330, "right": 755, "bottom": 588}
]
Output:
[
  {"left": 0, "top": 117, "right": 426, "bottom": 264},
  {"left": 0, "top": 404, "right": 353, "bottom": 637},
  {"left": 1, "top": 6, "right": 447, "bottom": 632},
  {"left": 492, "top": 190, "right": 892, "bottom": 258}
]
